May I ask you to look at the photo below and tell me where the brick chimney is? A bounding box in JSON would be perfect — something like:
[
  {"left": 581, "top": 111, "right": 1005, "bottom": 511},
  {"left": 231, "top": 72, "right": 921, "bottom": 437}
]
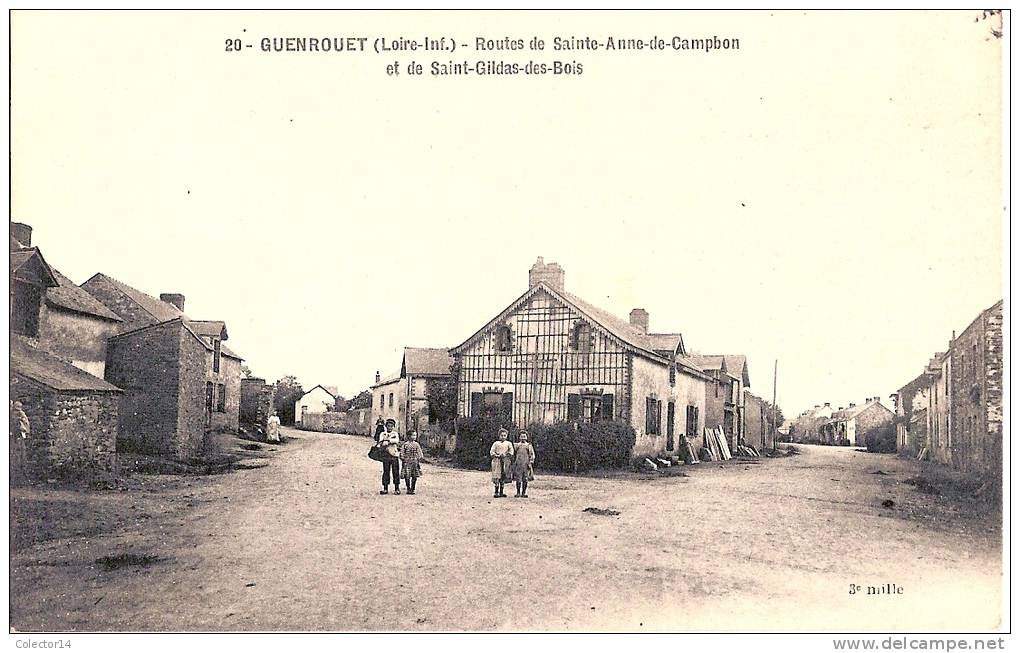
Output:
[
  {"left": 629, "top": 308, "right": 649, "bottom": 334},
  {"left": 824, "top": 402, "right": 830, "bottom": 408},
  {"left": 375, "top": 370, "right": 381, "bottom": 384},
  {"left": 849, "top": 403, "right": 856, "bottom": 408},
  {"left": 528, "top": 257, "right": 565, "bottom": 292},
  {"left": 10, "top": 222, "right": 32, "bottom": 247},
  {"left": 160, "top": 293, "right": 185, "bottom": 311}
]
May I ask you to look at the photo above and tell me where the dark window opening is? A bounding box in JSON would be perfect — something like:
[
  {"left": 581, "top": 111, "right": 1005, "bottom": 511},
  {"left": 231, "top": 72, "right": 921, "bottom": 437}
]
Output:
[
  {"left": 213, "top": 338, "right": 221, "bottom": 373},
  {"left": 388, "top": 393, "right": 394, "bottom": 408},
  {"left": 567, "top": 393, "right": 613, "bottom": 423},
  {"left": 217, "top": 384, "right": 226, "bottom": 412},
  {"left": 645, "top": 397, "right": 662, "bottom": 435},
  {"left": 669, "top": 364, "right": 676, "bottom": 387},
  {"left": 496, "top": 325, "right": 513, "bottom": 352},
  {"left": 471, "top": 391, "right": 513, "bottom": 419},
  {"left": 666, "top": 401, "right": 676, "bottom": 450}
]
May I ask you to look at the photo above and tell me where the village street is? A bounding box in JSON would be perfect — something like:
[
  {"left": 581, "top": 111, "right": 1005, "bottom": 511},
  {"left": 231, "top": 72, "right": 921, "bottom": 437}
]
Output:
[{"left": 10, "top": 430, "right": 1002, "bottom": 632}]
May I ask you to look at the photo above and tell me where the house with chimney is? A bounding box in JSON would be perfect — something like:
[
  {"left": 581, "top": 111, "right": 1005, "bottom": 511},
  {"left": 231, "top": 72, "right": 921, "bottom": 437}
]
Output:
[
  {"left": 81, "top": 272, "right": 243, "bottom": 459},
  {"left": 893, "top": 373, "right": 931, "bottom": 458},
  {"left": 9, "top": 222, "right": 123, "bottom": 478},
  {"left": 791, "top": 403, "right": 835, "bottom": 443},
  {"left": 370, "top": 347, "right": 455, "bottom": 437},
  {"left": 819, "top": 398, "right": 894, "bottom": 447},
  {"left": 449, "top": 257, "right": 710, "bottom": 457}
]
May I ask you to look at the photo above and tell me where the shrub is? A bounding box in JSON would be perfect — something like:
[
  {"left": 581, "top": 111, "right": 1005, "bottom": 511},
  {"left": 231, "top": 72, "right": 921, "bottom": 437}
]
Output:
[
  {"left": 452, "top": 415, "right": 514, "bottom": 469},
  {"left": 865, "top": 423, "right": 897, "bottom": 453},
  {"left": 530, "top": 419, "right": 636, "bottom": 472}
]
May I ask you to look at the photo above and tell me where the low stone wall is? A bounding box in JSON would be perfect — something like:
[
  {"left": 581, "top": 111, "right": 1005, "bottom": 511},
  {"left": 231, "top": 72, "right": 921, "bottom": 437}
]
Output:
[
  {"left": 10, "top": 374, "right": 119, "bottom": 482},
  {"left": 299, "top": 411, "right": 346, "bottom": 433},
  {"left": 240, "top": 377, "right": 275, "bottom": 431}
]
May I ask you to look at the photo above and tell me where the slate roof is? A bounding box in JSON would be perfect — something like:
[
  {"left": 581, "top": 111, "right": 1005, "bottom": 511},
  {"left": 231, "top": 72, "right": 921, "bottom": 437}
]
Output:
[
  {"left": 10, "top": 248, "right": 59, "bottom": 287},
  {"left": 828, "top": 399, "right": 891, "bottom": 423},
  {"left": 402, "top": 347, "right": 453, "bottom": 377},
  {"left": 46, "top": 269, "right": 123, "bottom": 322},
  {"left": 187, "top": 320, "right": 228, "bottom": 339},
  {"left": 11, "top": 335, "right": 121, "bottom": 393},
  {"left": 688, "top": 354, "right": 750, "bottom": 387},
  {"left": 111, "top": 318, "right": 244, "bottom": 361},
  {"left": 87, "top": 272, "right": 241, "bottom": 359},
  {"left": 646, "top": 333, "right": 684, "bottom": 355},
  {"left": 372, "top": 371, "right": 402, "bottom": 389}
]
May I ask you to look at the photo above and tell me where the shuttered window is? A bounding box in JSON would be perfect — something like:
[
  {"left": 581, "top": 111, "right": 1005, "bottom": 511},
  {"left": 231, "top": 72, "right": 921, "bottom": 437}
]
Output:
[{"left": 645, "top": 397, "right": 662, "bottom": 435}]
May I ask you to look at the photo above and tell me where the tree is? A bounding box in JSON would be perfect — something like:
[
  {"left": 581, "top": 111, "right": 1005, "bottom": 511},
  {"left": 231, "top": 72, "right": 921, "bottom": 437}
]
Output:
[
  {"left": 272, "top": 375, "right": 305, "bottom": 425},
  {"left": 761, "top": 399, "right": 785, "bottom": 431},
  {"left": 349, "top": 389, "right": 373, "bottom": 410},
  {"left": 425, "top": 362, "right": 459, "bottom": 428}
]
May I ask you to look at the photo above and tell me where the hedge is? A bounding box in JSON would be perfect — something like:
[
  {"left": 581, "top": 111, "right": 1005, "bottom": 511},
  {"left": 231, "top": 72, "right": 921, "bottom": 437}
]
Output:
[
  {"left": 865, "top": 423, "right": 897, "bottom": 453},
  {"left": 452, "top": 417, "right": 636, "bottom": 473}
]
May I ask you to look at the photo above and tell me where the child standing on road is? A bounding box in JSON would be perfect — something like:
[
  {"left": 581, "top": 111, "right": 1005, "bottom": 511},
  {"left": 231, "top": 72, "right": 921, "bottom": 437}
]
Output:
[
  {"left": 489, "top": 428, "right": 514, "bottom": 498},
  {"left": 401, "top": 432, "right": 424, "bottom": 495},
  {"left": 511, "top": 430, "right": 536, "bottom": 498},
  {"left": 379, "top": 420, "right": 401, "bottom": 495}
]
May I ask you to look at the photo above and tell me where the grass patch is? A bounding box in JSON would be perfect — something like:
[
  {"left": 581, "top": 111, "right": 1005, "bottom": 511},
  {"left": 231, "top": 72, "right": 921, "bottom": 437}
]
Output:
[{"left": 95, "top": 553, "right": 162, "bottom": 571}]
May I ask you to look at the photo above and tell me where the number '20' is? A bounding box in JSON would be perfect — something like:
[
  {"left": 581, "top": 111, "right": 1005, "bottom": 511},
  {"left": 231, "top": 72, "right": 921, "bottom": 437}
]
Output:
[{"left": 225, "top": 38, "right": 242, "bottom": 52}]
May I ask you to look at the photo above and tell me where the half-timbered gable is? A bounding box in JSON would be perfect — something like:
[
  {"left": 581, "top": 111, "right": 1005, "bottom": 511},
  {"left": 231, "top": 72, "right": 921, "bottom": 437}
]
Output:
[{"left": 450, "top": 258, "right": 711, "bottom": 457}]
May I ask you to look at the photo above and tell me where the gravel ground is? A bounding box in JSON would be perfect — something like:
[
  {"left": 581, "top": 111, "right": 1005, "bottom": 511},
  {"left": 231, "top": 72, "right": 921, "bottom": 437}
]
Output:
[{"left": 9, "top": 431, "right": 1002, "bottom": 632}]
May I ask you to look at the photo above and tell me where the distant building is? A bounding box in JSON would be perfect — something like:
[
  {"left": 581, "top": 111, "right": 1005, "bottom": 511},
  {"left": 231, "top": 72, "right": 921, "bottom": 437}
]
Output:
[
  {"left": 692, "top": 354, "right": 750, "bottom": 451},
  {"left": 371, "top": 347, "right": 455, "bottom": 436},
  {"left": 894, "top": 373, "right": 931, "bottom": 458},
  {"left": 820, "top": 398, "right": 894, "bottom": 447},
  {"left": 295, "top": 385, "right": 338, "bottom": 427},
  {"left": 791, "top": 404, "right": 835, "bottom": 443}
]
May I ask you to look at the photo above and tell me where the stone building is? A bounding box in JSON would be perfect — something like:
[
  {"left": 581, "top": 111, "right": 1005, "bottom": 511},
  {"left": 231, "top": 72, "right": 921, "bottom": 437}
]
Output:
[
  {"left": 10, "top": 334, "right": 122, "bottom": 480},
  {"left": 893, "top": 373, "right": 931, "bottom": 457},
  {"left": 820, "top": 398, "right": 894, "bottom": 447},
  {"left": 742, "top": 390, "right": 774, "bottom": 451},
  {"left": 790, "top": 403, "right": 835, "bottom": 443},
  {"left": 81, "top": 272, "right": 243, "bottom": 457},
  {"left": 448, "top": 258, "right": 710, "bottom": 458},
  {"left": 893, "top": 299, "right": 1002, "bottom": 478},
  {"left": 946, "top": 300, "right": 1003, "bottom": 474},
  {"left": 9, "top": 223, "right": 124, "bottom": 479},
  {"left": 370, "top": 348, "right": 455, "bottom": 437},
  {"left": 693, "top": 354, "right": 750, "bottom": 451}
]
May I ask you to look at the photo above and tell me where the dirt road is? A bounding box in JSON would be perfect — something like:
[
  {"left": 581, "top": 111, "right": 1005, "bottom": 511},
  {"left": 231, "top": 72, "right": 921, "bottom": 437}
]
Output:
[{"left": 10, "top": 431, "right": 1002, "bottom": 631}]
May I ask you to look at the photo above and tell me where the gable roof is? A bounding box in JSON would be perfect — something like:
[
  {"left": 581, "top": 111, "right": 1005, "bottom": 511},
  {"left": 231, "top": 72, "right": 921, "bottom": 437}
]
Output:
[
  {"left": 829, "top": 400, "right": 892, "bottom": 423},
  {"left": 688, "top": 354, "right": 750, "bottom": 387},
  {"left": 302, "top": 385, "right": 338, "bottom": 400},
  {"left": 86, "top": 272, "right": 242, "bottom": 360},
  {"left": 10, "top": 248, "right": 59, "bottom": 288},
  {"left": 187, "top": 320, "right": 228, "bottom": 340},
  {"left": 110, "top": 317, "right": 243, "bottom": 361},
  {"left": 11, "top": 335, "right": 121, "bottom": 393},
  {"left": 87, "top": 272, "right": 184, "bottom": 323},
  {"left": 646, "top": 333, "right": 685, "bottom": 356},
  {"left": 402, "top": 347, "right": 453, "bottom": 377},
  {"left": 450, "top": 282, "right": 706, "bottom": 380},
  {"left": 46, "top": 268, "right": 123, "bottom": 322}
]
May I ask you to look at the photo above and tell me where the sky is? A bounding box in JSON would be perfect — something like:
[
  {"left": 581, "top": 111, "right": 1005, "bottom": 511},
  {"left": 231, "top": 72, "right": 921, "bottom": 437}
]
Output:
[{"left": 10, "top": 10, "right": 1004, "bottom": 416}]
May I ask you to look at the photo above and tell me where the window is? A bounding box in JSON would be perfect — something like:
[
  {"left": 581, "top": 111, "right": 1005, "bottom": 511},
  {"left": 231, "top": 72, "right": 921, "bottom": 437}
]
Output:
[
  {"left": 568, "top": 393, "right": 613, "bottom": 423},
  {"left": 213, "top": 338, "right": 221, "bottom": 373},
  {"left": 645, "top": 397, "right": 662, "bottom": 435},
  {"left": 379, "top": 393, "right": 384, "bottom": 409},
  {"left": 570, "top": 322, "right": 592, "bottom": 352},
  {"left": 388, "top": 393, "right": 394, "bottom": 408},
  {"left": 217, "top": 384, "right": 226, "bottom": 412},
  {"left": 685, "top": 405, "right": 699, "bottom": 439},
  {"left": 496, "top": 325, "right": 513, "bottom": 352},
  {"left": 669, "top": 364, "right": 676, "bottom": 387},
  {"left": 471, "top": 391, "right": 513, "bottom": 418}
]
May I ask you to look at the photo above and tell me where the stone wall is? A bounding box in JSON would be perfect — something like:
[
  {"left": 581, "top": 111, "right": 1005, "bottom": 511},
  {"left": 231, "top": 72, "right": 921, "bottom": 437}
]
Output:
[
  {"left": 105, "top": 321, "right": 182, "bottom": 455},
  {"left": 176, "top": 328, "right": 210, "bottom": 459},
  {"left": 208, "top": 353, "right": 241, "bottom": 433},
  {"left": 950, "top": 302, "right": 1002, "bottom": 475},
  {"left": 299, "top": 411, "right": 346, "bottom": 433},
  {"left": 630, "top": 355, "right": 707, "bottom": 457},
  {"left": 240, "top": 377, "right": 275, "bottom": 431},
  {"left": 10, "top": 374, "right": 119, "bottom": 480}
]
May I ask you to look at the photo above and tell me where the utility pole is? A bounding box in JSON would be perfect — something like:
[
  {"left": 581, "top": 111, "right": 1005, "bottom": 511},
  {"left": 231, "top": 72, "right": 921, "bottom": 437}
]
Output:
[{"left": 772, "top": 359, "right": 779, "bottom": 452}]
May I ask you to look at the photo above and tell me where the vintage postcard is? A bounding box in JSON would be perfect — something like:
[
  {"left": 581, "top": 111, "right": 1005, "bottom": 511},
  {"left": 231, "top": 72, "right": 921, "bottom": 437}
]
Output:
[{"left": 7, "top": 8, "right": 1008, "bottom": 639}]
